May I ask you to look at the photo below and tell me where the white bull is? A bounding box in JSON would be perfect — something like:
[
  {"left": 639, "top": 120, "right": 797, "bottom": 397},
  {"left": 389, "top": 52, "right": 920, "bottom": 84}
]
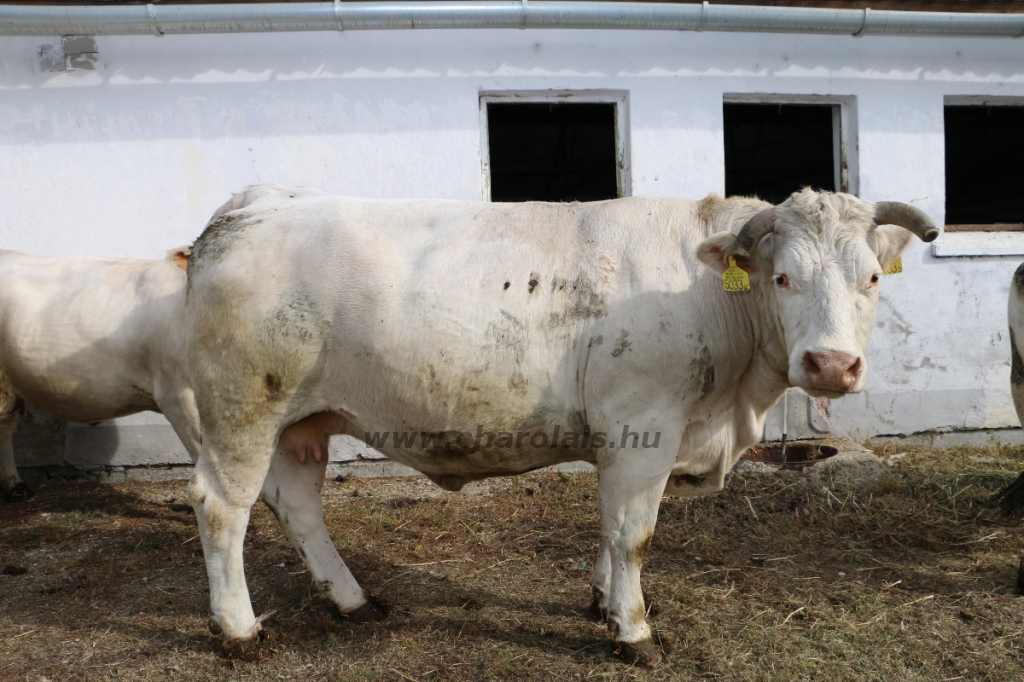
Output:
[{"left": 184, "top": 186, "right": 937, "bottom": 666}]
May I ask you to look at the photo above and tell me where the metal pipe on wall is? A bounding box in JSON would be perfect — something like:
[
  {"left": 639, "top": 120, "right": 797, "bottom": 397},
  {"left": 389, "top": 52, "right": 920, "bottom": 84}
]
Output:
[{"left": 2, "top": 1, "right": 1024, "bottom": 38}]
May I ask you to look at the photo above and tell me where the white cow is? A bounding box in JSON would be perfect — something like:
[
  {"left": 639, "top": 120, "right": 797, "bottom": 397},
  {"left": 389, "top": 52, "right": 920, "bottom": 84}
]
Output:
[
  {"left": 0, "top": 199, "right": 382, "bottom": 628},
  {"left": 184, "top": 186, "right": 936, "bottom": 666},
  {"left": 0, "top": 186, "right": 334, "bottom": 499},
  {"left": 0, "top": 247, "right": 198, "bottom": 498}
]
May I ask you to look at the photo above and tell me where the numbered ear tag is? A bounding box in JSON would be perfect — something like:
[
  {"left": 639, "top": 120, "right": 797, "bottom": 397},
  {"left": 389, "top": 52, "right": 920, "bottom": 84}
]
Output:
[
  {"left": 722, "top": 256, "right": 751, "bottom": 292},
  {"left": 882, "top": 256, "right": 903, "bottom": 275}
]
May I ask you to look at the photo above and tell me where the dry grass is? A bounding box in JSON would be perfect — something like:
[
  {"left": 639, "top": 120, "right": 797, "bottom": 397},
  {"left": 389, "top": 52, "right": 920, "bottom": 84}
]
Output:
[{"left": 2, "top": 443, "right": 1024, "bottom": 681}]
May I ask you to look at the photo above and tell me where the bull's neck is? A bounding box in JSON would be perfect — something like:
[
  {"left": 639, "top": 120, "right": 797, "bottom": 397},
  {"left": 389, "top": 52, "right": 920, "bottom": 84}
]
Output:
[{"left": 699, "top": 269, "right": 791, "bottom": 408}]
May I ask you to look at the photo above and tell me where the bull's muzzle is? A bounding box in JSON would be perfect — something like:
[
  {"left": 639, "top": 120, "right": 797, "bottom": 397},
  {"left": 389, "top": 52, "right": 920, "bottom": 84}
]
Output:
[{"left": 801, "top": 351, "right": 862, "bottom": 393}]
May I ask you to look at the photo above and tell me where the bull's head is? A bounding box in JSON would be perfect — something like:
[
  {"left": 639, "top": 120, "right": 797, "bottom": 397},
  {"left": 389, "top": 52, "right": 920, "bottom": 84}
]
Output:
[{"left": 697, "top": 189, "right": 937, "bottom": 398}]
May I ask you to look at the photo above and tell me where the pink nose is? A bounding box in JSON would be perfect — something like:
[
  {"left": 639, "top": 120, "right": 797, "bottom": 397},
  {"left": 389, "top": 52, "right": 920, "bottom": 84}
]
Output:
[{"left": 802, "top": 351, "right": 862, "bottom": 393}]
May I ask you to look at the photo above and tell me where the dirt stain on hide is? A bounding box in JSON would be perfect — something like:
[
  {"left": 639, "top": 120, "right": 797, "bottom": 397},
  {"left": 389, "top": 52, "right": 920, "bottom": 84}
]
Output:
[
  {"left": 265, "top": 287, "right": 328, "bottom": 346},
  {"left": 487, "top": 310, "right": 529, "bottom": 367},
  {"left": 611, "top": 330, "right": 631, "bottom": 358},
  {"left": 631, "top": 532, "right": 653, "bottom": 566},
  {"left": 688, "top": 345, "right": 716, "bottom": 399},
  {"left": 189, "top": 211, "right": 260, "bottom": 269},
  {"left": 548, "top": 274, "right": 607, "bottom": 329},
  {"left": 528, "top": 274, "right": 540, "bottom": 294},
  {"left": 1012, "top": 329, "right": 1024, "bottom": 387},
  {"left": 567, "top": 409, "right": 587, "bottom": 435}
]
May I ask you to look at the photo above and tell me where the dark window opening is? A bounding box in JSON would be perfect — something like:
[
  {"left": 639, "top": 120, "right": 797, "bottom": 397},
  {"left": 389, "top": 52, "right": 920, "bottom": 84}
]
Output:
[
  {"left": 487, "top": 102, "right": 618, "bottom": 202},
  {"left": 724, "top": 103, "right": 837, "bottom": 205},
  {"left": 945, "top": 106, "right": 1024, "bottom": 229}
]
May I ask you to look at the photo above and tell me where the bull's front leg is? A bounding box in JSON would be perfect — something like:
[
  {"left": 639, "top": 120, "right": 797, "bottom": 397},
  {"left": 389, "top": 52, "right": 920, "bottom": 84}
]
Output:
[
  {"left": 589, "top": 534, "right": 611, "bottom": 621},
  {"left": 594, "top": 436, "right": 678, "bottom": 668},
  {"left": 0, "top": 411, "right": 28, "bottom": 501}
]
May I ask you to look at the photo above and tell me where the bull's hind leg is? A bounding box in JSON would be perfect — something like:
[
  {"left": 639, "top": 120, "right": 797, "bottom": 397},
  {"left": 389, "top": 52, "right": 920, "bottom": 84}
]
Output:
[
  {"left": 260, "top": 446, "right": 385, "bottom": 620},
  {"left": 189, "top": 434, "right": 278, "bottom": 659},
  {"left": 595, "top": 434, "right": 679, "bottom": 668},
  {"left": 0, "top": 370, "right": 27, "bottom": 501}
]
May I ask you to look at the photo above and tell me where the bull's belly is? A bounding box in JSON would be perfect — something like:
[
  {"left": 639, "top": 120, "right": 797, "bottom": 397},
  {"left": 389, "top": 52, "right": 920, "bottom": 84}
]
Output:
[
  {"left": 326, "top": 344, "right": 592, "bottom": 489},
  {"left": 344, "top": 412, "right": 597, "bottom": 491},
  {"left": 6, "top": 370, "right": 158, "bottom": 423}
]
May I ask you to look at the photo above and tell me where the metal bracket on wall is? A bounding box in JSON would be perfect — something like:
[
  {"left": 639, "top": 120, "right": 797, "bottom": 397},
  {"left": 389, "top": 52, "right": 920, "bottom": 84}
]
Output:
[{"left": 38, "top": 35, "right": 98, "bottom": 72}]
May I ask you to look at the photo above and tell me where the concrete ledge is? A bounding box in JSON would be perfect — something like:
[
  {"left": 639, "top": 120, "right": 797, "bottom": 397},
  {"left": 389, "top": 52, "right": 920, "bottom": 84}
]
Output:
[
  {"left": 17, "top": 459, "right": 597, "bottom": 485},
  {"left": 870, "top": 427, "right": 1024, "bottom": 447},
  {"left": 931, "top": 232, "right": 1024, "bottom": 258}
]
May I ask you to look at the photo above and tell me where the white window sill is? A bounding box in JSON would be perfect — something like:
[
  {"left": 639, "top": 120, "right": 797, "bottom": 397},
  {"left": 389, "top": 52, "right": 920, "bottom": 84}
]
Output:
[{"left": 931, "top": 231, "right": 1024, "bottom": 257}]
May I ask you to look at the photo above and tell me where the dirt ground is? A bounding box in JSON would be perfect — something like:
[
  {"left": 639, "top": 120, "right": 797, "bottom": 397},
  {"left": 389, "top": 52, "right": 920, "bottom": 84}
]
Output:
[{"left": 2, "top": 443, "right": 1024, "bottom": 681}]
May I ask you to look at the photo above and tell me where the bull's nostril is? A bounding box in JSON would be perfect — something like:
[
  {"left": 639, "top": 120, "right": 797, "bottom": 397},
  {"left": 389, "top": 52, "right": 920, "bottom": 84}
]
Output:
[
  {"left": 844, "top": 358, "right": 863, "bottom": 385},
  {"left": 802, "top": 352, "right": 821, "bottom": 377}
]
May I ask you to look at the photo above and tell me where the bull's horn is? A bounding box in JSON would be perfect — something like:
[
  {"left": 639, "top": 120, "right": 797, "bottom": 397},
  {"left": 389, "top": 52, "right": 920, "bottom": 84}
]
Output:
[
  {"left": 730, "top": 207, "right": 777, "bottom": 261},
  {"left": 874, "top": 202, "right": 939, "bottom": 242}
]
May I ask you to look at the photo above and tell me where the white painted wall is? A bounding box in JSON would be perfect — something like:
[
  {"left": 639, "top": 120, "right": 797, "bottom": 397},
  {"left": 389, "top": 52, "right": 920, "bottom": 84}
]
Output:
[{"left": 1, "top": 28, "right": 1022, "bottom": 468}]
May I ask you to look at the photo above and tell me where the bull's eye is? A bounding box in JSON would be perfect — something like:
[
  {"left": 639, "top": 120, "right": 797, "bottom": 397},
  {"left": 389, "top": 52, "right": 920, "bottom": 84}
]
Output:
[
  {"left": 773, "top": 274, "right": 788, "bottom": 287},
  {"left": 870, "top": 273, "right": 880, "bottom": 285}
]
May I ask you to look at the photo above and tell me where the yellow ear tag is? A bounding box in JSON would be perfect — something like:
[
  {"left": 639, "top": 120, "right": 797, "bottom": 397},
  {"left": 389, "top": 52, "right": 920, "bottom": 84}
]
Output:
[
  {"left": 722, "top": 256, "right": 751, "bottom": 292},
  {"left": 882, "top": 256, "right": 903, "bottom": 276}
]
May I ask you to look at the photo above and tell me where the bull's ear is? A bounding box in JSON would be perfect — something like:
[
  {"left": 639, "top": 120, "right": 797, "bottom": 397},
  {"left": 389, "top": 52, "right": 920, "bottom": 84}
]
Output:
[
  {"left": 875, "top": 225, "right": 913, "bottom": 272},
  {"left": 168, "top": 246, "right": 192, "bottom": 271},
  {"left": 697, "top": 231, "right": 754, "bottom": 274},
  {"left": 697, "top": 232, "right": 737, "bottom": 274}
]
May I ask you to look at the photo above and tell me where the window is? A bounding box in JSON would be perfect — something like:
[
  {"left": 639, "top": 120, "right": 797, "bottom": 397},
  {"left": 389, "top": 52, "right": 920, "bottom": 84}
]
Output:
[
  {"left": 944, "top": 105, "right": 1024, "bottom": 231},
  {"left": 480, "top": 92, "right": 629, "bottom": 202},
  {"left": 723, "top": 100, "right": 849, "bottom": 204}
]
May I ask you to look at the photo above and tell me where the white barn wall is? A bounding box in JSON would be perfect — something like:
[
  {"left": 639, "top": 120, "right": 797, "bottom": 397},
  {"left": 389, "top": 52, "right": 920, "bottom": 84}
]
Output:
[{"left": 0, "top": 28, "right": 1021, "bottom": 470}]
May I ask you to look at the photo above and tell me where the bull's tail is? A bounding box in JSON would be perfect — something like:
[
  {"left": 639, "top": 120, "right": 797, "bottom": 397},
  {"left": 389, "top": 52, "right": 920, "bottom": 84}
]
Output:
[{"left": 991, "top": 470, "right": 1024, "bottom": 519}]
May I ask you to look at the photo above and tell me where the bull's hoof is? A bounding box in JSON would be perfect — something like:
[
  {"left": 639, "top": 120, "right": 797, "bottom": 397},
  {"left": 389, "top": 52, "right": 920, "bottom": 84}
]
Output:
[
  {"left": 613, "top": 638, "right": 662, "bottom": 668},
  {"left": 341, "top": 594, "right": 389, "bottom": 622},
  {"left": 588, "top": 596, "right": 608, "bottom": 622},
  {"left": 2, "top": 482, "right": 33, "bottom": 502},
  {"left": 588, "top": 586, "right": 608, "bottom": 622},
  {"left": 221, "top": 630, "right": 269, "bottom": 662}
]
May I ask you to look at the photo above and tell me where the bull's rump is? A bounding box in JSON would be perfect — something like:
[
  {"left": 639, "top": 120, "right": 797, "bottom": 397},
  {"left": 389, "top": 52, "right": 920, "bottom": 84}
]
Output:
[{"left": 189, "top": 195, "right": 702, "bottom": 476}]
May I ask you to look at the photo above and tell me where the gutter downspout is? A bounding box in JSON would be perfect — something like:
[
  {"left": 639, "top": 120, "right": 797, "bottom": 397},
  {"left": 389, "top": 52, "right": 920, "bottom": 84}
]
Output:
[{"left": 2, "top": 1, "right": 1024, "bottom": 38}]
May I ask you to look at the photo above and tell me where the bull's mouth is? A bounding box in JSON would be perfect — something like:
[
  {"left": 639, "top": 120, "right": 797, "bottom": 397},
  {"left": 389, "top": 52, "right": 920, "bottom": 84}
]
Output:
[{"left": 797, "top": 385, "right": 851, "bottom": 400}]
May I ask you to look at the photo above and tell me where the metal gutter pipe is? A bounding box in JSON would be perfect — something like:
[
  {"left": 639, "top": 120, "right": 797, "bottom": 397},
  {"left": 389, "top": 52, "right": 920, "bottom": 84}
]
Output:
[{"left": 2, "top": 1, "right": 1024, "bottom": 38}]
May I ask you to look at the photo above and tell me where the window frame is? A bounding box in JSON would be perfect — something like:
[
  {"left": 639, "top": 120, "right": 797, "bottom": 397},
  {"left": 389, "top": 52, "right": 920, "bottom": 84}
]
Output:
[
  {"left": 478, "top": 90, "right": 631, "bottom": 202},
  {"left": 722, "top": 93, "right": 859, "bottom": 198},
  {"left": 943, "top": 96, "right": 1024, "bottom": 233}
]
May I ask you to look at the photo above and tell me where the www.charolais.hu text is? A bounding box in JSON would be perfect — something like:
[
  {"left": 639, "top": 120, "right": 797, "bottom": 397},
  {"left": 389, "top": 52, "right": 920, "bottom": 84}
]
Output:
[{"left": 363, "top": 426, "right": 662, "bottom": 450}]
